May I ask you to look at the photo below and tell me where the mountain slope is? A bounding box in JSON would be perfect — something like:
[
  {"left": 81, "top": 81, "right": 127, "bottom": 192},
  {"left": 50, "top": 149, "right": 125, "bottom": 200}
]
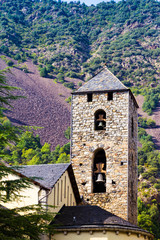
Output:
[
  {"left": 0, "top": 0, "right": 160, "bottom": 86},
  {"left": 137, "top": 95, "right": 160, "bottom": 150},
  {"left": 0, "top": 58, "right": 73, "bottom": 150}
]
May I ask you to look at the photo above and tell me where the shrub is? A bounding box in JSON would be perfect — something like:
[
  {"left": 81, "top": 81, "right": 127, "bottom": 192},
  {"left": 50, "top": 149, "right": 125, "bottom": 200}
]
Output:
[
  {"left": 14, "top": 54, "right": 21, "bottom": 60},
  {"left": 138, "top": 117, "right": 156, "bottom": 128},
  {"left": 7, "top": 60, "right": 14, "bottom": 66},
  {"left": 122, "top": 80, "right": 132, "bottom": 87},
  {"left": 142, "top": 93, "right": 159, "bottom": 115},
  {"left": 146, "top": 119, "right": 156, "bottom": 128},
  {"left": 65, "top": 96, "right": 71, "bottom": 104},
  {"left": 63, "top": 82, "right": 74, "bottom": 89},
  {"left": 138, "top": 127, "right": 147, "bottom": 140},
  {"left": 148, "top": 176, "right": 156, "bottom": 184},
  {"left": 141, "top": 182, "right": 149, "bottom": 188},
  {"left": 66, "top": 71, "right": 82, "bottom": 79},
  {"left": 64, "top": 126, "right": 71, "bottom": 139},
  {"left": 21, "top": 64, "right": 29, "bottom": 73},
  {"left": 46, "top": 64, "right": 53, "bottom": 73},
  {"left": 154, "top": 183, "right": 160, "bottom": 190},
  {"left": 40, "top": 67, "right": 48, "bottom": 77},
  {"left": 57, "top": 73, "right": 65, "bottom": 83},
  {"left": 33, "top": 59, "right": 37, "bottom": 64},
  {"left": 142, "top": 167, "right": 158, "bottom": 179},
  {"left": 138, "top": 165, "right": 144, "bottom": 174}
]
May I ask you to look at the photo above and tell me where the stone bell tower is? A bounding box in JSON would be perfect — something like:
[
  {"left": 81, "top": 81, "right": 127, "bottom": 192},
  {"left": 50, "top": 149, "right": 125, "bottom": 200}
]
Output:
[{"left": 71, "top": 67, "right": 138, "bottom": 225}]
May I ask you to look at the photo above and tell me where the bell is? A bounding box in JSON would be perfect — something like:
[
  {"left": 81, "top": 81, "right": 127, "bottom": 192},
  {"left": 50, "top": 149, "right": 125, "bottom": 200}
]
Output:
[
  {"left": 96, "top": 173, "right": 104, "bottom": 183},
  {"left": 98, "top": 121, "right": 103, "bottom": 127}
]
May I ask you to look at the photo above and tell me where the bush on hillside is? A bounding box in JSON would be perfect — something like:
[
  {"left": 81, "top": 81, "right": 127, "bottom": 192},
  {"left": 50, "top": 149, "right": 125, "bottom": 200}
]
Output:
[{"left": 40, "top": 67, "right": 48, "bottom": 77}]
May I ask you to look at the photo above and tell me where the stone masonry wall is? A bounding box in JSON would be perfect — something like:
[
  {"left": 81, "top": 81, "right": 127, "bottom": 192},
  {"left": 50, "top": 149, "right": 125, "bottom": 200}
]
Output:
[
  {"left": 128, "top": 94, "right": 138, "bottom": 225},
  {"left": 71, "top": 91, "right": 132, "bottom": 221}
]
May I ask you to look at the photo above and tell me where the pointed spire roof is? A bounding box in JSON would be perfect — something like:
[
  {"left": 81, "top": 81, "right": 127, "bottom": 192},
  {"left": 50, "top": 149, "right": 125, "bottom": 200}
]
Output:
[{"left": 76, "top": 67, "right": 128, "bottom": 93}]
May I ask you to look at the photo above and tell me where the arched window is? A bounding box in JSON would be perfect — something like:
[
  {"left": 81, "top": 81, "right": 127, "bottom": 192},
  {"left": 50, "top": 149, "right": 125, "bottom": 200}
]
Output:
[
  {"left": 93, "top": 149, "right": 106, "bottom": 193},
  {"left": 95, "top": 109, "right": 106, "bottom": 130}
]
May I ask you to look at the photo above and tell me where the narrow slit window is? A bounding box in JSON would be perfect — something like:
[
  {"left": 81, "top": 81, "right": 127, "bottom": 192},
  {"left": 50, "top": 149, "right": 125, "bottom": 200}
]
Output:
[
  {"left": 108, "top": 92, "right": 113, "bottom": 101},
  {"left": 131, "top": 117, "right": 134, "bottom": 137},
  {"left": 87, "top": 93, "right": 92, "bottom": 102},
  {"left": 112, "top": 180, "right": 116, "bottom": 185}
]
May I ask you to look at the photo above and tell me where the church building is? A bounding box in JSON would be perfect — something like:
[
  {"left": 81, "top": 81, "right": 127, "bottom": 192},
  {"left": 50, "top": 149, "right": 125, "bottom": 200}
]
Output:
[
  {"left": 52, "top": 67, "right": 153, "bottom": 240},
  {"left": 1, "top": 67, "right": 154, "bottom": 240}
]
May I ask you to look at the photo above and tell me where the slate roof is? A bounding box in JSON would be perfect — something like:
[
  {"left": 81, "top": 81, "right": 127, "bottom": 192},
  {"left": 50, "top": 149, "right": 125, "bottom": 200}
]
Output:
[
  {"left": 76, "top": 67, "right": 128, "bottom": 93},
  {"left": 11, "top": 163, "right": 81, "bottom": 204},
  {"left": 52, "top": 205, "right": 150, "bottom": 235},
  {"left": 12, "top": 163, "right": 70, "bottom": 189}
]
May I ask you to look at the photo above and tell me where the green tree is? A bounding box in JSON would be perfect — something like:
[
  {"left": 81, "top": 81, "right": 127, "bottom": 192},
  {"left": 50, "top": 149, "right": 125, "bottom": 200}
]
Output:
[
  {"left": 0, "top": 71, "right": 54, "bottom": 239},
  {"left": 40, "top": 67, "right": 48, "bottom": 77},
  {"left": 56, "top": 152, "right": 70, "bottom": 163},
  {"left": 64, "top": 126, "right": 71, "bottom": 139}
]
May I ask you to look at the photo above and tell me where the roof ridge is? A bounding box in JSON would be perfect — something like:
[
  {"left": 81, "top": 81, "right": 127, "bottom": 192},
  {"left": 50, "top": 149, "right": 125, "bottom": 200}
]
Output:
[
  {"left": 76, "top": 66, "right": 128, "bottom": 93},
  {"left": 104, "top": 66, "right": 127, "bottom": 90}
]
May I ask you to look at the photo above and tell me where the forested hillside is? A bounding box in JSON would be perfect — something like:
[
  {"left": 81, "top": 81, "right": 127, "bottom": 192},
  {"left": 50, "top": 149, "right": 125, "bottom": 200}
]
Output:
[
  {"left": 0, "top": 0, "right": 160, "bottom": 85},
  {"left": 0, "top": 0, "right": 160, "bottom": 238}
]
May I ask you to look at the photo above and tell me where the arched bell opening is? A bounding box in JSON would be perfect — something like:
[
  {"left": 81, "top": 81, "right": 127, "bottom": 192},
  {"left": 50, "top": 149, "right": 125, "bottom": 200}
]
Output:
[
  {"left": 92, "top": 149, "right": 106, "bottom": 193},
  {"left": 95, "top": 109, "right": 106, "bottom": 130}
]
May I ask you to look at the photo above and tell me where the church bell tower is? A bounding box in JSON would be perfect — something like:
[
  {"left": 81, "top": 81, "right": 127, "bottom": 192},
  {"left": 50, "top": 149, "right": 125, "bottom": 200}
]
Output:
[{"left": 71, "top": 67, "right": 138, "bottom": 224}]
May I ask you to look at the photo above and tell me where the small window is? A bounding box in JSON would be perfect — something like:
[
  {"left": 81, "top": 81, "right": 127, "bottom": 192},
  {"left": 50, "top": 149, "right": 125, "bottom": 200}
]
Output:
[
  {"left": 87, "top": 93, "right": 92, "bottom": 102},
  {"left": 108, "top": 92, "right": 113, "bottom": 101},
  {"left": 112, "top": 180, "right": 116, "bottom": 185}
]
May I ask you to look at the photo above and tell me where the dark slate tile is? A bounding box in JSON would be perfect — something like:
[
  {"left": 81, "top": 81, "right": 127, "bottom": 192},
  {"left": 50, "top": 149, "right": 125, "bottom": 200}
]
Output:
[
  {"left": 52, "top": 205, "right": 143, "bottom": 231},
  {"left": 13, "top": 164, "right": 70, "bottom": 189},
  {"left": 77, "top": 67, "right": 127, "bottom": 93}
]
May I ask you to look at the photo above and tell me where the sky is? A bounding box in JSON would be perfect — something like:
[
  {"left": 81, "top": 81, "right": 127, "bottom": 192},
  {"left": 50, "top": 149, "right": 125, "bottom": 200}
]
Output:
[{"left": 63, "top": 0, "right": 108, "bottom": 6}]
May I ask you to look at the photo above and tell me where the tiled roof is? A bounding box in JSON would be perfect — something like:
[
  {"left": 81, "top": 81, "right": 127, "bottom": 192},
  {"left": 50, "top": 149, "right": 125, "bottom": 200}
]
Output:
[
  {"left": 13, "top": 163, "right": 70, "bottom": 189},
  {"left": 76, "top": 67, "right": 128, "bottom": 93},
  {"left": 52, "top": 205, "right": 145, "bottom": 232}
]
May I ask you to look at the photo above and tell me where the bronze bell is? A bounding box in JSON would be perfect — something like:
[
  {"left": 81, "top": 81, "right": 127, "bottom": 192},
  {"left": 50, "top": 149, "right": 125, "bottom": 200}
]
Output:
[
  {"left": 96, "top": 173, "right": 104, "bottom": 183},
  {"left": 98, "top": 121, "right": 103, "bottom": 127}
]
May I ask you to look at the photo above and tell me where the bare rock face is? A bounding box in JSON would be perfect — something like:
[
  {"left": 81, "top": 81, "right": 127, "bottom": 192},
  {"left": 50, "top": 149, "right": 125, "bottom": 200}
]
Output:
[{"left": 0, "top": 59, "right": 72, "bottom": 150}]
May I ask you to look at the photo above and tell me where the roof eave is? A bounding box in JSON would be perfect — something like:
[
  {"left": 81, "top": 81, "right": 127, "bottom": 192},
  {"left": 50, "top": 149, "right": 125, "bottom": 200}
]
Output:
[
  {"left": 54, "top": 225, "right": 153, "bottom": 238},
  {"left": 6, "top": 166, "right": 50, "bottom": 191},
  {"left": 72, "top": 88, "right": 128, "bottom": 95},
  {"left": 72, "top": 89, "right": 139, "bottom": 108},
  {"left": 67, "top": 164, "right": 81, "bottom": 204}
]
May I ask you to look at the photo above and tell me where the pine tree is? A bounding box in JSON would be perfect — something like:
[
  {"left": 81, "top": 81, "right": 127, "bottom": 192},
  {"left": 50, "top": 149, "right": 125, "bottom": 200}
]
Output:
[{"left": 0, "top": 70, "right": 54, "bottom": 240}]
